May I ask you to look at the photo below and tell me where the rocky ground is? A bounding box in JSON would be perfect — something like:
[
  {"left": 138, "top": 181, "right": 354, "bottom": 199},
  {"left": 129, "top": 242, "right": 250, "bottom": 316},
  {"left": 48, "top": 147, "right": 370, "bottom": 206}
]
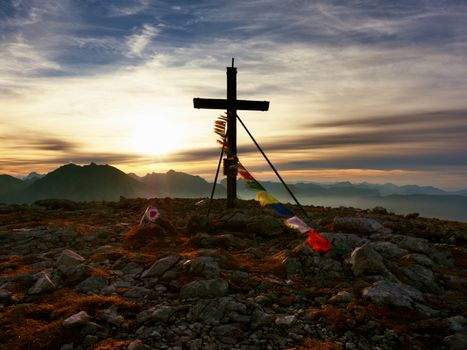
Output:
[{"left": 0, "top": 197, "right": 466, "bottom": 350}]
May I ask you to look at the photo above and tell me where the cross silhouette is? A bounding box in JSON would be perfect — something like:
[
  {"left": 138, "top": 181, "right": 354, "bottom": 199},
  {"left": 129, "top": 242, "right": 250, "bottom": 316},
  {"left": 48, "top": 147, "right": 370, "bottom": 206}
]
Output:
[{"left": 194, "top": 59, "right": 269, "bottom": 208}]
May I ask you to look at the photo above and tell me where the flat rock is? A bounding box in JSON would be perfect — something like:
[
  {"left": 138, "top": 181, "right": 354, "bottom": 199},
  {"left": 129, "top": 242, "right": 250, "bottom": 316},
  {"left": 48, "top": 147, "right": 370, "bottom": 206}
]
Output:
[
  {"left": 391, "top": 235, "right": 431, "bottom": 254},
  {"left": 333, "top": 216, "right": 384, "bottom": 234},
  {"left": 63, "top": 311, "right": 91, "bottom": 328},
  {"left": 28, "top": 272, "right": 56, "bottom": 294},
  {"left": 180, "top": 278, "right": 228, "bottom": 299},
  {"left": 141, "top": 254, "right": 180, "bottom": 278},
  {"left": 362, "top": 280, "right": 424, "bottom": 308}
]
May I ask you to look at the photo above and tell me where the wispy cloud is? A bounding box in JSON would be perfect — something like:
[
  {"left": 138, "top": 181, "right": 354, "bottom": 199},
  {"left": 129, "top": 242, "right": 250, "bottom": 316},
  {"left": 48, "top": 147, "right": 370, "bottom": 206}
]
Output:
[{"left": 126, "top": 23, "right": 159, "bottom": 57}]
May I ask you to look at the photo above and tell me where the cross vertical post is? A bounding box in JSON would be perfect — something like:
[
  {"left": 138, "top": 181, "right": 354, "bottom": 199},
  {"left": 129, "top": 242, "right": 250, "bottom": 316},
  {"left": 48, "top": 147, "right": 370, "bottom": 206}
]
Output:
[
  {"left": 226, "top": 62, "right": 237, "bottom": 208},
  {"left": 193, "top": 59, "right": 269, "bottom": 209}
]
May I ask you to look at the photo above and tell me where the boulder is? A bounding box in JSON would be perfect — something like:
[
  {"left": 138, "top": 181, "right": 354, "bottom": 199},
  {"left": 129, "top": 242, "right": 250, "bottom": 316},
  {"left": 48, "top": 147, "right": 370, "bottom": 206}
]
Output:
[
  {"left": 333, "top": 217, "right": 384, "bottom": 235},
  {"left": 362, "top": 280, "right": 423, "bottom": 308},
  {"left": 219, "top": 211, "right": 247, "bottom": 230},
  {"left": 180, "top": 278, "right": 228, "bottom": 299},
  {"left": 141, "top": 254, "right": 180, "bottom": 278}
]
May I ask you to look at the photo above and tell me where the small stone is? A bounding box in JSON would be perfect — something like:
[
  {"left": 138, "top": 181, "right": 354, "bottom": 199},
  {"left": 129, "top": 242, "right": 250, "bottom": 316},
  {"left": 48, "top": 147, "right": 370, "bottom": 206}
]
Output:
[
  {"left": 124, "top": 286, "right": 151, "bottom": 300},
  {"left": 60, "top": 344, "right": 74, "bottom": 350},
  {"left": 275, "top": 315, "right": 296, "bottom": 326},
  {"left": 180, "top": 279, "right": 228, "bottom": 299},
  {"left": 83, "top": 335, "right": 98, "bottom": 347},
  {"left": 349, "top": 244, "right": 390, "bottom": 277},
  {"left": 250, "top": 309, "right": 274, "bottom": 329},
  {"left": 329, "top": 291, "right": 353, "bottom": 304},
  {"left": 136, "top": 306, "right": 176, "bottom": 324},
  {"left": 184, "top": 256, "right": 220, "bottom": 278},
  {"left": 63, "top": 311, "right": 91, "bottom": 328},
  {"left": 28, "top": 272, "right": 56, "bottom": 294}
]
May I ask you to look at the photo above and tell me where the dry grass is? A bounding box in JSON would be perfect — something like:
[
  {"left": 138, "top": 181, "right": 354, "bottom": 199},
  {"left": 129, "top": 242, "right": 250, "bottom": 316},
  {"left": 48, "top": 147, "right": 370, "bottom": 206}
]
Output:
[{"left": 296, "top": 338, "right": 344, "bottom": 350}]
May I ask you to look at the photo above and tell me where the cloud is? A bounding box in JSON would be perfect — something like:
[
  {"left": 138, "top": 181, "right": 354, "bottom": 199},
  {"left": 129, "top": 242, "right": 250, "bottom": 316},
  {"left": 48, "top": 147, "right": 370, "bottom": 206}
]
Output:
[{"left": 126, "top": 23, "right": 159, "bottom": 57}]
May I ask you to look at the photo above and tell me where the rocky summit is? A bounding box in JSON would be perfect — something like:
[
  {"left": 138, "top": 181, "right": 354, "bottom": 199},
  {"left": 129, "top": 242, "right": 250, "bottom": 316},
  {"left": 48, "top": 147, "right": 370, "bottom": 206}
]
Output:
[{"left": 0, "top": 198, "right": 466, "bottom": 350}]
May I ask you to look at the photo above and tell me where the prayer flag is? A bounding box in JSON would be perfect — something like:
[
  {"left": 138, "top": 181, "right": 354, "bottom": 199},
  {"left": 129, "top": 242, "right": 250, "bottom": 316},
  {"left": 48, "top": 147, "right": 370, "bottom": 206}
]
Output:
[
  {"left": 271, "top": 203, "right": 294, "bottom": 218},
  {"left": 307, "top": 229, "right": 333, "bottom": 253},
  {"left": 145, "top": 206, "right": 160, "bottom": 223},
  {"left": 256, "top": 191, "right": 280, "bottom": 206},
  {"left": 285, "top": 215, "right": 311, "bottom": 234}
]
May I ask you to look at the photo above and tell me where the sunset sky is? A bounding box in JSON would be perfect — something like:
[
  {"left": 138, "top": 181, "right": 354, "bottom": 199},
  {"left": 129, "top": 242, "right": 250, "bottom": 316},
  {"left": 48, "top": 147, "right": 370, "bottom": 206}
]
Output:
[{"left": 1, "top": 0, "right": 466, "bottom": 190}]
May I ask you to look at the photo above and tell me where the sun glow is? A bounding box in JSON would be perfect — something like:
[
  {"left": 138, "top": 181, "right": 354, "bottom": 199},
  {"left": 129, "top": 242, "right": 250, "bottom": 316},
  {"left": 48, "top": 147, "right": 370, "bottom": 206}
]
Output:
[{"left": 128, "top": 115, "right": 184, "bottom": 156}]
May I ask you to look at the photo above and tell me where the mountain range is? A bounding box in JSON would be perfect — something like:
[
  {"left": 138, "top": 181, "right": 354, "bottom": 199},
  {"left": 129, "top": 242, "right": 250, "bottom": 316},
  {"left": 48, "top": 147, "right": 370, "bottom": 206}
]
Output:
[{"left": 0, "top": 163, "right": 466, "bottom": 222}]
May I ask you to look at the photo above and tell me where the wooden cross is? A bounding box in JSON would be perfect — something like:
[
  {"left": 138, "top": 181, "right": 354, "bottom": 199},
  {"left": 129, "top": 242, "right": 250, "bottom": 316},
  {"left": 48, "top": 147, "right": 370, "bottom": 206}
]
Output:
[{"left": 194, "top": 59, "right": 269, "bottom": 208}]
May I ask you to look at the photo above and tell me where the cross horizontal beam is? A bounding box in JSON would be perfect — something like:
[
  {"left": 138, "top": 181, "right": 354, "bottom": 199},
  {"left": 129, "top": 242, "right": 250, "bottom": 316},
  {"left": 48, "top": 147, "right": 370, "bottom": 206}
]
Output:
[{"left": 193, "top": 98, "right": 269, "bottom": 111}]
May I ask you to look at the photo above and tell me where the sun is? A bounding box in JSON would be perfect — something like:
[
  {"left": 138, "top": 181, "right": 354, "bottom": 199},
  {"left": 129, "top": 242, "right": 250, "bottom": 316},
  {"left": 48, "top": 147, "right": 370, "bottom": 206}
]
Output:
[{"left": 128, "top": 116, "right": 183, "bottom": 156}]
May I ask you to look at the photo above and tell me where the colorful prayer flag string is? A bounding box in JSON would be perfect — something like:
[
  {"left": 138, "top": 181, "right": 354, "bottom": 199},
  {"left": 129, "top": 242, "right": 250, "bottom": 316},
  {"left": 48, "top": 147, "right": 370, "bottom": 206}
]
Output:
[{"left": 213, "top": 114, "right": 336, "bottom": 254}]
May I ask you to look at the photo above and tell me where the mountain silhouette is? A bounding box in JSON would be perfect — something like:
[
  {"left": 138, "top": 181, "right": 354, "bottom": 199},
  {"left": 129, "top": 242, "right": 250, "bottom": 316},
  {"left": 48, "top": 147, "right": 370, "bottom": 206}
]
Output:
[
  {"left": 141, "top": 170, "right": 225, "bottom": 198},
  {"left": 0, "top": 163, "right": 147, "bottom": 203}
]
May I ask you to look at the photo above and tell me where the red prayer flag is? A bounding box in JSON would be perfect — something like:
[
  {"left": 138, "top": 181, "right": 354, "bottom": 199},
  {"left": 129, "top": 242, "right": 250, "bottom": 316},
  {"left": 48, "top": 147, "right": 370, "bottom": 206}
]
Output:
[{"left": 307, "top": 229, "right": 333, "bottom": 253}]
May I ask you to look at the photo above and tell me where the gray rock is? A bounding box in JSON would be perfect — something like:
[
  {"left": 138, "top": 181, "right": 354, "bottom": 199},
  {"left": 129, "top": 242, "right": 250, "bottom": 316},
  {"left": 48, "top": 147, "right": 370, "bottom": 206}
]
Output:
[
  {"left": 333, "top": 217, "right": 384, "bottom": 234},
  {"left": 124, "top": 286, "right": 151, "bottom": 300},
  {"left": 392, "top": 236, "right": 430, "bottom": 254},
  {"left": 275, "top": 315, "right": 296, "bottom": 326},
  {"left": 362, "top": 280, "right": 423, "bottom": 308},
  {"left": 247, "top": 214, "right": 284, "bottom": 236},
  {"left": 329, "top": 291, "right": 353, "bottom": 304},
  {"left": 445, "top": 315, "right": 467, "bottom": 332},
  {"left": 283, "top": 256, "right": 303, "bottom": 278},
  {"left": 97, "top": 306, "right": 125, "bottom": 326},
  {"left": 63, "top": 311, "right": 91, "bottom": 328},
  {"left": 190, "top": 299, "right": 226, "bottom": 325},
  {"left": 184, "top": 256, "right": 220, "bottom": 279},
  {"left": 141, "top": 254, "right": 180, "bottom": 278},
  {"left": 220, "top": 210, "right": 247, "bottom": 230},
  {"left": 400, "top": 264, "right": 440, "bottom": 292},
  {"left": 122, "top": 262, "right": 144, "bottom": 276},
  {"left": 136, "top": 306, "right": 177, "bottom": 324},
  {"left": 369, "top": 242, "right": 408, "bottom": 260},
  {"left": 0, "top": 289, "right": 12, "bottom": 304},
  {"left": 83, "top": 335, "right": 98, "bottom": 347},
  {"left": 60, "top": 344, "right": 74, "bottom": 350},
  {"left": 80, "top": 322, "right": 105, "bottom": 336},
  {"left": 28, "top": 271, "right": 56, "bottom": 294},
  {"left": 250, "top": 308, "right": 274, "bottom": 329},
  {"left": 443, "top": 333, "right": 467, "bottom": 350},
  {"left": 56, "top": 249, "right": 85, "bottom": 274},
  {"left": 321, "top": 232, "right": 368, "bottom": 252},
  {"left": 349, "top": 244, "right": 391, "bottom": 277},
  {"left": 400, "top": 253, "right": 434, "bottom": 267},
  {"left": 180, "top": 278, "right": 228, "bottom": 299},
  {"left": 75, "top": 275, "right": 108, "bottom": 293}
]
